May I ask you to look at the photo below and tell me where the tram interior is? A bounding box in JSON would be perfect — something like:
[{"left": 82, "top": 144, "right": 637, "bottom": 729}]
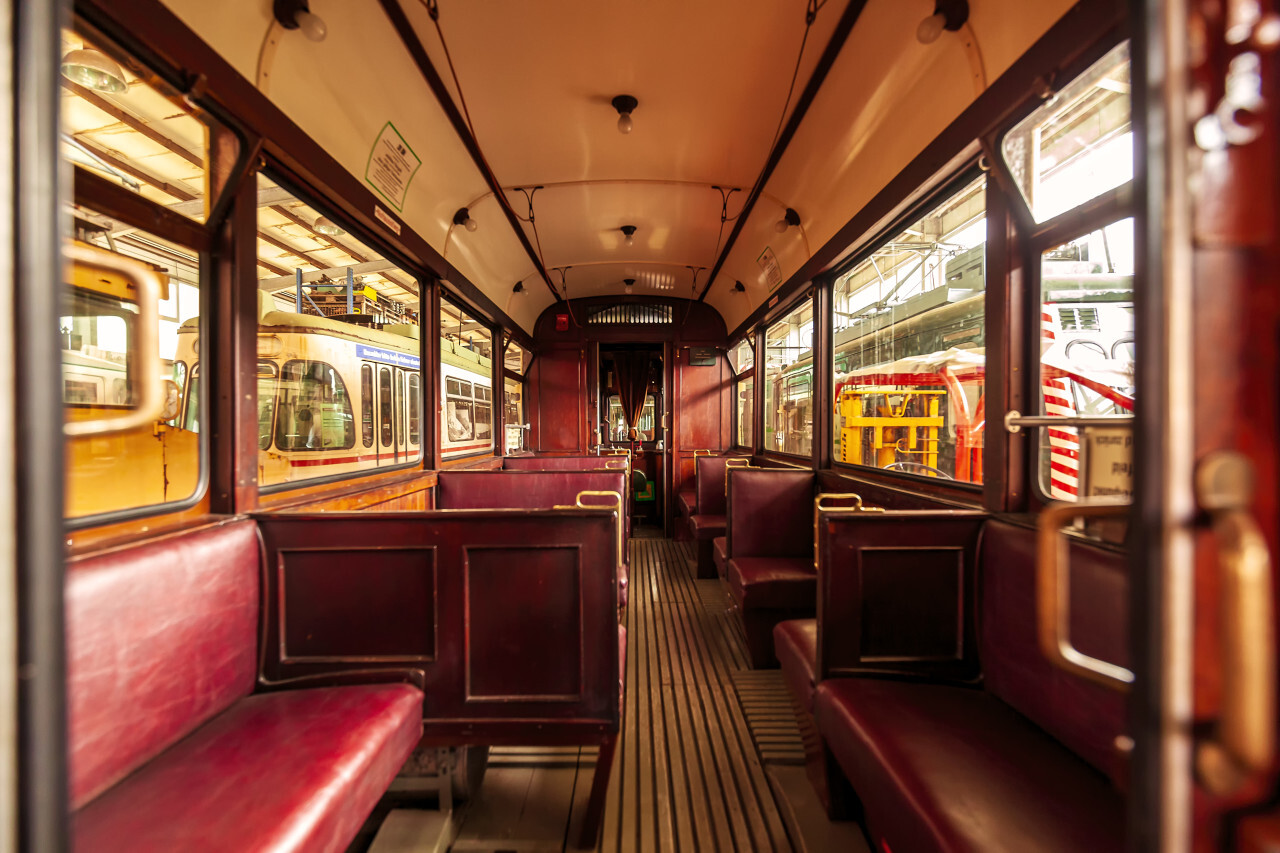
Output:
[{"left": 24, "top": 0, "right": 1280, "bottom": 851}]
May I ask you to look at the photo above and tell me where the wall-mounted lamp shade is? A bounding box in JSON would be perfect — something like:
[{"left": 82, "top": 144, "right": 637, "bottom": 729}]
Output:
[
  {"left": 274, "top": 0, "right": 327, "bottom": 41},
  {"left": 612, "top": 94, "right": 638, "bottom": 135},
  {"left": 775, "top": 208, "right": 801, "bottom": 233},
  {"left": 453, "top": 207, "right": 478, "bottom": 232},
  {"left": 61, "top": 49, "right": 127, "bottom": 94},
  {"left": 314, "top": 216, "right": 344, "bottom": 236}
]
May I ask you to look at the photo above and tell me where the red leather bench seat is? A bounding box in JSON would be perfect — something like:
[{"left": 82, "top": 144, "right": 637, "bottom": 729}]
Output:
[
  {"left": 67, "top": 518, "right": 424, "bottom": 853},
  {"left": 814, "top": 678, "right": 1124, "bottom": 853},
  {"left": 690, "top": 513, "right": 725, "bottom": 540},
  {"left": 75, "top": 684, "right": 423, "bottom": 852},
  {"left": 724, "top": 469, "right": 817, "bottom": 667},
  {"left": 677, "top": 488, "right": 696, "bottom": 519},
  {"left": 773, "top": 618, "right": 817, "bottom": 710},
  {"left": 813, "top": 519, "right": 1129, "bottom": 852},
  {"left": 503, "top": 455, "right": 622, "bottom": 472},
  {"left": 712, "top": 535, "right": 727, "bottom": 578}
]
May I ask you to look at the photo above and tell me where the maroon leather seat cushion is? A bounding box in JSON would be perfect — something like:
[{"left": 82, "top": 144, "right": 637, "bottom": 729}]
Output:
[
  {"left": 74, "top": 683, "right": 423, "bottom": 853},
  {"left": 677, "top": 489, "right": 696, "bottom": 519},
  {"left": 727, "top": 557, "right": 815, "bottom": 609},
  {"left": 774, "top": 619, "right": 817, "bottom": 710},
  {"left": 689, "top": 513, "right": 726, "bottom": 541},
  {"left": 66, "top": 519, "right": 260, "bottom": 808},
  {"left": 712, "top": 536, "right": 727, "bottom": 576},
  {"left": 815, "top": 677, "right": 1123, "bottom": 853}
]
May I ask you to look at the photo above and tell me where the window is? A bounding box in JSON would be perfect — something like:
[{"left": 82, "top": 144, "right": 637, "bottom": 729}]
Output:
[
  {"left": 256, "top": 171, "right": 422, "bottom": 487},
  {"left": 765, "top": 300, "right": 814, "bottom": 457},
  {"left": 380, "top": 367, "right": 393, "bottom": 447},
  {"left": 606, "top": 394, "right": 656, "bottom": 442},
  {"left": 1002, "top": 41, "right": 1131, "bottom": 223},
  {"left": 258, "top": 361, "right": 277, "bottom": 450},
  {"left": 441, "top": 301, "right": 493, "bottom": 459},
  {"left": 408, "top": 374, "right": 421, "bottom": 446},
  {"left": 504, "top": 376, "right": 525, "bottom": 452},
  {"left": 275, "top": 361, "right": 354, "bottom": 452},
  {"left": 504, "top": 341, "right": 532, "bottom": 374},
  {"left": 1039, "top": 219, "right": 1135, "bottom": 499},
  {"left": 831, "top": 174, "right": 986, "bottom": 482},
  {"left": 730, "top": 336, "right": 755, "bottom": 449},
  {"left": 361, "top": 364, "right": 374, "bottom": 447},
  {"left": 1002, "top": 42, "right": 1135, "bottom": 502}
]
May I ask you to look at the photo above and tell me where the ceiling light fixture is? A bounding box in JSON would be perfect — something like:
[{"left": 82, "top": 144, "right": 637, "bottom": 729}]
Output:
[
  {"left": 313, "top": 215, "right": 344, "bottom": 236},
  {"left": 620, "top": 224, "right": 637, "bottom": 246},
  {"left": 273, "top": 0, "right": 328, "bottom": 41},
  {"left": 732, "top": 280, "right": 747, "bottom": 295},
  {"left": 513, "top": 281, "right": 526, "bottom": 295},
  {"left": 453, "top": 207, "right": 478, "bottom": 232},
  {"left": 916, "top": 0, "right": 969, "bottom": 44},
  {"left": 624, "top": 278, "right": 635, "bottom": 295},
  {"left": 612, "top": 94, "right": 638, "bottom": 135},
  {"left": 60, "top": 48, "right": 128, "bottom": 94},
  {"left": 775, "top": 208, "right": 801, "bottom": 233}
]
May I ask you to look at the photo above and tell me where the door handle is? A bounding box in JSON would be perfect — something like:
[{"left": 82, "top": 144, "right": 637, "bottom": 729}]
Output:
[{"left": 1195, "top": 451, "right": 1276, "bottom": 795}]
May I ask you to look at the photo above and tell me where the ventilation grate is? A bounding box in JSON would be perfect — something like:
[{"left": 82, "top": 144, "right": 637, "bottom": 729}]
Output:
[{"left": 587, "top": 304, "right": 674, "bottom": 325}]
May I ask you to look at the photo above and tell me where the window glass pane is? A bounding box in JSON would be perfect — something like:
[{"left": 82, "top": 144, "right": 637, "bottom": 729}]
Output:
[
  {"left": 832, "top": 175, "right": 986, "bottom": 482},
  {"left": 256, "top": 172, "right": 421, "bottom": 486},
  {"left": 64, "top": 211, "right": 203, "bottom": 520},
  {"left": 606, "top": 394, "right": 656, "bottom": 443},
  {"left": 765, "top": 300, "right": 814, "bottom": 457},
  {"left": 257, "top": 360, "right": 277, "bottom": 450},
  {"left": 360, "top": 364, "right": 374, "bottom": 447},
  {"left": 729, "top": 337, "right": 755, "bottom": 373},
  {"left": 61, "top": 30, "right": 208, "bottom": 222},
  {"left": 275, "top": 361, "right": 354, "bottom": 452},
  {"left": 1038, "top": 218, "right": 1135, "bottom": 500},
  {"left": 379, "top": 368, "right": 393, "bottom": 447},
  {"left": 441, "top": 301, "right": 493, "bottom": 459},
  {"left": 408, "top": 374, "right": 421, "bottom": 446},
  {"left": 737, "top": 376, "right": 754, "bottom": 448},
  {"left": 504, "top": 376, "right": 525, "bottom": 452},
  {"left": 504, "top": 341, "right": 532, "bottom": 375},
  {"left": 1001, "top": 42, "right": 1131, "bottom": 223}
]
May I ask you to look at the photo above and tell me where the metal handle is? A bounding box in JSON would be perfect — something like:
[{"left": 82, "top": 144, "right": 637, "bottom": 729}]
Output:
[
  {"left": 1036, "top": 498, "right": 1135, "bottom": 690},
  {"left": 813, "top": 493, "right": 885, "bottom": 571},
  {"left": 575, "top": 490, "right": 625, "bottom": 570},
  {"left": 724, "top": 457, "right": 751, "bottom": 492},
  {"left": 1005, "top": 409, "right": 1134, "bottom": 434},
  {"left": 1194, "top": 451, "right": 1276, "bottom": 795},
  {"left": 64, "top": 244, "right": 166, "bottom": 437}
]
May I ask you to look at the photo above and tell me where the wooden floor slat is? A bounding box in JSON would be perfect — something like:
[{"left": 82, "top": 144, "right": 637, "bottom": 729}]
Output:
[{"left": 594, "top": 537, "right": 795, "bottom": 853}]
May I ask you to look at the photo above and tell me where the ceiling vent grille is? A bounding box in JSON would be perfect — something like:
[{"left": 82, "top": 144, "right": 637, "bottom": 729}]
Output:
[{"left": 587, "top": 304, "right": 673, "bottom": 325}]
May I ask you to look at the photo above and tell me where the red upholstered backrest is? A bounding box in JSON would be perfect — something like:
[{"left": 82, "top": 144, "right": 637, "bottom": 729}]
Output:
[
  {"left": 727, "top": 469, "right": 816, "bottom": 558},
  {"left": 437, "top": 470, "right": 630, "bottom": 541},
  {"left": 66, "top": 518, "right": 260, "bottom": 810},
  {"left": 695, "top": 456, "right": 734, "bottom": 516},
  {"left": 503, "top": 455, "right": 623, "bottom": 472},
  {"left": 979, "top": 519, "right": 1129, "bottom": 782}
]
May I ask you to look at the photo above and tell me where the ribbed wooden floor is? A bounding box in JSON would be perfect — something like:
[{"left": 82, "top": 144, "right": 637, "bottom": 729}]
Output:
[{"left": 595, "top": 536, "right": 795, "bottom": 853}]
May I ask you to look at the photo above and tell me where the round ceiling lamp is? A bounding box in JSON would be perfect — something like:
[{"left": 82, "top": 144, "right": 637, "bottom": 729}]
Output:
[
  {"left": 612, "top": 94, "right": 638, "bottom": 135},
  {"left": 61, "top": 48, "right": 128, "bottom": 94}
]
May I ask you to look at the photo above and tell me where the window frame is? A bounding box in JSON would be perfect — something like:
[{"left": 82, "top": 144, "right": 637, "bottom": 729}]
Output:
[
  {"left": 729, "top": 334, "right": 757, "bottom": 451},
  {"left": 439, "top": 296, "right": 496, "bottom": 461},
  {"left": 758, "top": 289, "right": 817, "bottom": 464}
]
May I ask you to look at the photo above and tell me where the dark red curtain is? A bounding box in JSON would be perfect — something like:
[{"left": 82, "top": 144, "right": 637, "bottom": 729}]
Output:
[{"left": 612, "top": 352, "right": 650, "bottom": 437}]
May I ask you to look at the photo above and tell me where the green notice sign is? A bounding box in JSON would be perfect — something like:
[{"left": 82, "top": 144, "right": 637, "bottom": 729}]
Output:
[{"left": 365, "top": 122, "right": 421, "bottom": 212}]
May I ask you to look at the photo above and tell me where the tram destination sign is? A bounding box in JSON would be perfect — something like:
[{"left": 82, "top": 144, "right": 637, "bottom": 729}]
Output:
[{"left": 356, "top": 344, "right": 420, "bottom": 369}]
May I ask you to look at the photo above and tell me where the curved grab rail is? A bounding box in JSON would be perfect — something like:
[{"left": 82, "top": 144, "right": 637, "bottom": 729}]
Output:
[
  {"left": 1036, "top": 499, "right": 1135, "bottom": 690},
  {"left": 813, "top": 492, "right": 885, "bottom": 572},
  {"left": 64, "top": 244, "right": 166, "bottom": 437}
]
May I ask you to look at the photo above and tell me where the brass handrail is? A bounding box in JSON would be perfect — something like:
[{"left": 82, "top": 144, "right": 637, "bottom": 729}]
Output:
[
  {"left": 573, "top": 490, "right": 625, "bottom": 570},
  {"left": 812, "top": 493, "right": 885, "bottom": 571},
  {"left": 1036, "top": 499, "right": 1135, "bottom": 690}
]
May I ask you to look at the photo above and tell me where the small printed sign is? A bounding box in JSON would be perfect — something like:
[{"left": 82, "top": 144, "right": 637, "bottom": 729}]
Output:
[
  {"left": 757, "top": 245, "right": 782, "bottom": 290},
  {"left": 365, "top": 122, "right": 421, "bottom": 212},
  {"left": 356, "top": 344, "right": 420, "bottom": 369},
  {"left": 374, "top": 205, "right": 402, "bottom": 236},
  {"left": 1082, "top": 425, "right": 1133, "bottom": 498}
]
